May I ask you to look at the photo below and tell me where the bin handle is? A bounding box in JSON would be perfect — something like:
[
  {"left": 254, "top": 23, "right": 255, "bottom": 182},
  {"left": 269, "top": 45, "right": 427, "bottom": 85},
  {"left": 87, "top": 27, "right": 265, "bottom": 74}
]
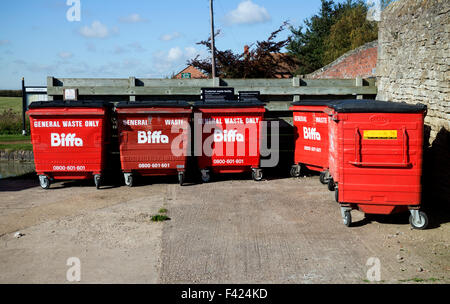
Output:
[{"left": 349, "top": 127, "right": 411, "bottom": 168}]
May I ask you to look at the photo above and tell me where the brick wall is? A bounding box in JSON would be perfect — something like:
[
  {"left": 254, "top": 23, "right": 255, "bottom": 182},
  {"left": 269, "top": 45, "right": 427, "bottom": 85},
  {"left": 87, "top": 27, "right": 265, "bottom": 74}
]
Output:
[
  {"left": 307, "top": 41, "right": 378, "bottom": 79},
  {"left": 174, "top": 65, "right": 207, "bottom": 79},
  {"left": 377, "top": 0, "right": 450, "bottom": 205}
]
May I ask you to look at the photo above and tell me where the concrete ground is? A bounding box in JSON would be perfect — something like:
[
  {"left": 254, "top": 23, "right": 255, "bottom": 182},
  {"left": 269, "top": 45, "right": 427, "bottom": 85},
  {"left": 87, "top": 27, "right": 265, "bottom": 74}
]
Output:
[{"left": 0, "top": 173, "right": 448, "bottom": 284}]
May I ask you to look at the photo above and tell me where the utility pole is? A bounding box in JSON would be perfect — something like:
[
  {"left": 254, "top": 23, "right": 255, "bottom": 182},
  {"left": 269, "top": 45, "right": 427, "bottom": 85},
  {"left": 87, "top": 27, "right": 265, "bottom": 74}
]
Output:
[
  {"left": 21, "top": 77, "right": 27, "bottom": 136},
  {"left": 210, "top": 0, "right": 216, "bottom": 79}
]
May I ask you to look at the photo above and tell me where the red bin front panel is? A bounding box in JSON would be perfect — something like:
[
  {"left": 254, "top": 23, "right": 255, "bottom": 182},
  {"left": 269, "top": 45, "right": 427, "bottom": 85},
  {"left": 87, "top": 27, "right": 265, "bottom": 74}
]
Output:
[
  {"left": 116, "top": 107, "right": 192, "bottom": 176},
  {"left": 329, "top": 111, "right": 425, "bottom": 214},
  {"left": 290, "top": 105, "right": 330, "bottom": 172},
  {"left": 196, "top": 107, "right": 265, "bottom": 174},
  {"left": 28, "top": 107, "right": 107, "bottom": 180}
]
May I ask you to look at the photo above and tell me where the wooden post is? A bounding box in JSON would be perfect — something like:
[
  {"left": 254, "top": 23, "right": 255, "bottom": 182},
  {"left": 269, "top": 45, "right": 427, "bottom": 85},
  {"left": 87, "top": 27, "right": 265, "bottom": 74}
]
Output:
[
  {"left": 47, "top": 76, "right": 54, "bottom": 101},
  {"left": 292, "top": 76, "right": 300, "bottom": 102},
  {"left": 129, "top": 77, "right": 136, "bottom": 102},
  {"left": 356, "top": 76, "right": 363, "bottom": 100}
]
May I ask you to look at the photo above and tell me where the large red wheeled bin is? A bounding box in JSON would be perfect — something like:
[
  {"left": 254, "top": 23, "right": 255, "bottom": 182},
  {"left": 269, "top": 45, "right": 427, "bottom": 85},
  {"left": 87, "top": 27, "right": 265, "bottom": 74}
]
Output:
[
  {"left": 194, "top": 89, "right": 266, "bottom": 182},
  {"left": 325, "top": 100, "right": 428, "bottom": 229},
  {"left": 28, "top": 101, "right": 109, "bottom": 189},
  {"left": 116, "top": 101, "right": 192, "bottom": 186},
  {"left": 290, "top": 100, "right": 332, "bottom": 183}
]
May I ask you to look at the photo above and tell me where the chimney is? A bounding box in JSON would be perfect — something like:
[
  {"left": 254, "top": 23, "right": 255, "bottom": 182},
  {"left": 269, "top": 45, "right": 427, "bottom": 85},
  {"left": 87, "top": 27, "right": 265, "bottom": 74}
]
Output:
[{"left": 244, "top": 45, "right": 250, "bottom": 59}]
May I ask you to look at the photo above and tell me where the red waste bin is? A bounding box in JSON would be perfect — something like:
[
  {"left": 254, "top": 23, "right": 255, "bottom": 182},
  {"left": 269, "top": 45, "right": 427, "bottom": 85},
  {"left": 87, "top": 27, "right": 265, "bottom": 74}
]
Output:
[
  {"left": 290, "top": 100, "right": 332, "bottom": 183},
  {"left": 325, "top": 100, "right": 428, "bottom": 229},
  {"left": 116, "top": 101, "right": 192, "bottom": 186},
  {"left": 28, "top": 101, "right": 109, "bottom": 189},
  {"left": 194, "top": 89, "right": 265, "bottom": 182}
]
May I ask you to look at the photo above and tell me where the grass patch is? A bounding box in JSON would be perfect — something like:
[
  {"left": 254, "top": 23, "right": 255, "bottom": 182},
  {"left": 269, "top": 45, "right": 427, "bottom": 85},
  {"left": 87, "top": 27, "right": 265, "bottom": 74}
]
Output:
[
  {"left": 151, "top": 214, "right": 170, "bottom": 222},
  {"left": 0, "top": 143, "right": 33, "bottom": 151},
  {"left": 159, "top": 208, "right": 168, "bottom": 214},
  {"left": 398, "top": 277, "right": 441, "bottom": 283},
  {"left": 0, "top": 135, "right": 31, "bottom": 142},
  {"left": 0, "top": 97, "right": 22, "bottom": 113}
]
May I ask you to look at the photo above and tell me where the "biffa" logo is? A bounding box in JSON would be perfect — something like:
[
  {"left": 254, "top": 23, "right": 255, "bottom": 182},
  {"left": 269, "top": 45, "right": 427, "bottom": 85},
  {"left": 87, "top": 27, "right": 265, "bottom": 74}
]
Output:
[
  {"left": 214, "top": 130, "right": 244, "bottom": 143},
  {"left": 138, "top": 131, "right": 169, "bottom": 144},
  {"left": 303, "top": 127, "right": 321, "bottom": 141},
  {"left": 51, "top": 133, "right": 83, "bottom": 147}
]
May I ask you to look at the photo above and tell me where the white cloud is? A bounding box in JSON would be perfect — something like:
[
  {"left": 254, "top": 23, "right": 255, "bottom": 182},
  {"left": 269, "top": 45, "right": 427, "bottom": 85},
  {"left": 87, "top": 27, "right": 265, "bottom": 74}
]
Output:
[
  {"left": 224, "top": 0, "right": 271, "bottom": 25},
  {"left": 79, "top": 21, "right": 110, "bottom": 38},
  {"left": 184, "top": 46, "right": 199, "bottom": 59},
  {"left": 58, "top": 51, "right": 73, "bottom": 59},
  {"left": 167, "top": 47, "right": 184, "bottom": 62},
  {"left": 153, "top": 46, "right": 204, "bottom": 75},
  {"left": 119, "top": 13, "right": 148, "bottom": 23},
  {"left": 160, "top": 32, "right": 182, "bottom": 41}
]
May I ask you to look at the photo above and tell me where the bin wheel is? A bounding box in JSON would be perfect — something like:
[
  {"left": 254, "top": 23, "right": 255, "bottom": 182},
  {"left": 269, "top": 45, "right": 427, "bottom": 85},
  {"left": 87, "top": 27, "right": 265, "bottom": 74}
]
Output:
[
  {"left": 39, "top": 175, "right": 50, "bottom": 190},
  {"left": 125, "top": 174, "right": 133, "bottom": 187},
  {"left": 409, "top": 211, "right": 428, "bottom": 230},
  {"left": 94, "top": 174, "right": 101, "bottom": 189},
  {"left": 290, "top": 165, "right": 301, "bottom": 177},
  {"left": 252, "top": 169, "right": 263, "bottom": 182},
  {"left": 201, "top": 171, "right": 211, "bottom": 183},
  {"left": 343, "top": 211, "right": 352, "bottom": 227},
  {"left": 320, "top": 171, "right": 330, "bottom": 185},
  {"left": 327, "top": 178, "right": 335, "bottom": 191},
  {"left": 178, "top": 172, "right": 185, "bottom": 186}
]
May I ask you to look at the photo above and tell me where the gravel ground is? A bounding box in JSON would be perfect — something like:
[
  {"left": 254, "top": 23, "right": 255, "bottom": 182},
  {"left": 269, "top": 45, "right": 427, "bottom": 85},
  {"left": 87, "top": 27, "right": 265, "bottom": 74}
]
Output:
[{"left": 0, "top": 174, "right": 448, "bottom": 283}]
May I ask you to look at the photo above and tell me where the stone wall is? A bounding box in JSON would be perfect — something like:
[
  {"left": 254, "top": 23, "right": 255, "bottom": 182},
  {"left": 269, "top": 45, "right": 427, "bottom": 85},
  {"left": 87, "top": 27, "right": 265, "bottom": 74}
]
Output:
[
  {"left": 307, "top": 41, "right": 378, "bottom": 79},
  {"left": 376, "top": 0, "right": 450, "bottom": 205},
  {"left": 0, "top": 150, "right": 34, "bottom": 161}
]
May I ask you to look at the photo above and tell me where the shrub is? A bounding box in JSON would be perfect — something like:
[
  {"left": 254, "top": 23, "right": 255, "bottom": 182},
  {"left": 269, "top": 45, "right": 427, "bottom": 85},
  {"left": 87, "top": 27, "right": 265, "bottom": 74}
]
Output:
[{"left": 0, "top": 109, "right": 29, "bottom": 135}]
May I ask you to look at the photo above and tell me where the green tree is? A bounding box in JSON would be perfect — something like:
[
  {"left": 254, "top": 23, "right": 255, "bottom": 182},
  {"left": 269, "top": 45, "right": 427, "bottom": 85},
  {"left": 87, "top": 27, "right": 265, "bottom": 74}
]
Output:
[
  {"left": 287, "top": 0, "right": 377, "bottom": 75},
  {"left": 323, "top": 3, "right": 378, "bottom": 63},
  {"left": 287, "top": 0, "right": 337, "bottom": 75}
]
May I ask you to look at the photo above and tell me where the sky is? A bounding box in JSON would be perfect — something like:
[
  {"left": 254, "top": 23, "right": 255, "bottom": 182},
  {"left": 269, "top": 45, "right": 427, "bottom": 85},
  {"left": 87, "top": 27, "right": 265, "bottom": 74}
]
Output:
[{"left": 0, "top": 0, "right": 351, "bottom": 89}]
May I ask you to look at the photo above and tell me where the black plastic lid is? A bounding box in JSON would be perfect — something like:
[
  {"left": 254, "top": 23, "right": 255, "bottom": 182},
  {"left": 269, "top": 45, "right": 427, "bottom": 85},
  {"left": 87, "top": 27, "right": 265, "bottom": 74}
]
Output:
[
  {"left": 291, "top": 99, "right": 334, "bottom": 106},
  {"left": 328, "top": 99, "right": 427, "bottom": 113},
  {"left": 116, "top": 101, "right": 190, "bottom": 108},
  {"left": 28, "top": 100, "right": 108, "bottom": 109}
]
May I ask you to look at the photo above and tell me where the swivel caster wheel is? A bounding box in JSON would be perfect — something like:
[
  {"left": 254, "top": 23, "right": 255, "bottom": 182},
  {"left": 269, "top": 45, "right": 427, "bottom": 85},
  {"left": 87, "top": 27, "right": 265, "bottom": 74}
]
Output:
[
  {"left": 328, "top": 178, "right": 336, "bottom": 192},
  {"left": 409, "top": 210, "right": 428, "bottom": 230},
  {"left": 320, "top": 171, "right": 330, "bottom": 185},
  {"left": 39, "top": 175, "right": 51, "bottom": 190},
  {"left": 94, "top": 174, "right": 101, "bottom": 189},
  {"left": 178, "top": 172, "right": 185, "bottom": 186},
  {"left": 201, "top": 170, "right": 211, "bottom": 183},
  {"left": 252, "top": 169, "right": 263, "bottom": 181},
  {"left": 290, "top": 165, "right": 301, "bottom": 177},
  {"left": 341, "top": 207, "right": 352, "bottom": 227},
  {"left": 124, "top": 173, "right": 133, "bottom": 187}
]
